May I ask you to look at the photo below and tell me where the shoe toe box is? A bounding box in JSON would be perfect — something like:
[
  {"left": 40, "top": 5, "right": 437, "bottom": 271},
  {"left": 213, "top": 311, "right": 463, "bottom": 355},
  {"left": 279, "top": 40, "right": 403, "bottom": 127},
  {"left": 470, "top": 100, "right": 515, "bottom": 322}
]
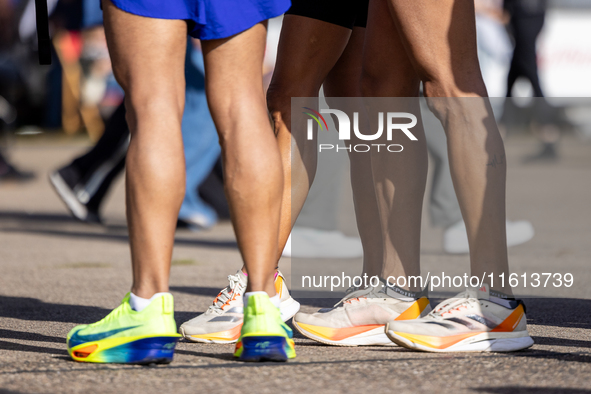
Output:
[{"left": 294, "top": 311, "right": 350, "bottom": 328}]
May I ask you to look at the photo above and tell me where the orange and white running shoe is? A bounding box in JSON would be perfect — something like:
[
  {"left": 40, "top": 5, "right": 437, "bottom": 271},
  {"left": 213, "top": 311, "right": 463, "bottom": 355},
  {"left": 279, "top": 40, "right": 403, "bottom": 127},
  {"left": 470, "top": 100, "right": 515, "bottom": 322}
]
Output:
[
  {"left": 385, "top": 284, "right": 534, "bottom": 352},
  {"left": 293, "top": 284, "right": 431, "bottom": 346},
  {"left": 179, "top": 269, "right": 300, "bottom": 344}
]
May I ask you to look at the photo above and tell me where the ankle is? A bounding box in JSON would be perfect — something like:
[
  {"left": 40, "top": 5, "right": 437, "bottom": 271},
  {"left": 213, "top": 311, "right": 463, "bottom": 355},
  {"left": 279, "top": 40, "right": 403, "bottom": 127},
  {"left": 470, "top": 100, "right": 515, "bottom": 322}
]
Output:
[
  {"left": 245, "top": 275, "right": 277, "bottom": 297},
  {"left": 131, "top": 284, "right": 169, "bottom": 300}
]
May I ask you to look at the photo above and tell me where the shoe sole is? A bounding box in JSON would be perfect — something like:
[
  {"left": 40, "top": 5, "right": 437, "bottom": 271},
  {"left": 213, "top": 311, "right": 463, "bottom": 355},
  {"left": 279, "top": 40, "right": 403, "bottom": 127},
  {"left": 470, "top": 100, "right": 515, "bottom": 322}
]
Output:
[
  {"left": 385, "top": 324, "right": 534, "bottom": 352},
  {"left": 180, "top": 297, "right": 301, "bottom": 344},
  {"left": 180, "top": 325, "right": 241, "bottom": 344},
  {"left": 48, "top": 172, "right": 88, "bottom": 221},
  {"left": 235, "top": 335, "right": 294, "bottom": 362},
  {"left": 293, "top": 320, "right": 395, "bottom": 347},
  {"left": 68, "top": 334, "right": 182, "bottom": 364}
]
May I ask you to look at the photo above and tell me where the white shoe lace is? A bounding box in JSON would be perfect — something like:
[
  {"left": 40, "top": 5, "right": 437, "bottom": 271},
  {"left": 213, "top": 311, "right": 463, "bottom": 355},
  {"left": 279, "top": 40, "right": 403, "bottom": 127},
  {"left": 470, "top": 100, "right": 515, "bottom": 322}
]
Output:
[
  {"left": 430, "top": 290, "right": 480, "bottom": 318},
  {"left": 333, "top": 286, "right": 381, "bottom": 307},
  {"left": 208, "top": 273, "right": 244, "bottom": 314}
]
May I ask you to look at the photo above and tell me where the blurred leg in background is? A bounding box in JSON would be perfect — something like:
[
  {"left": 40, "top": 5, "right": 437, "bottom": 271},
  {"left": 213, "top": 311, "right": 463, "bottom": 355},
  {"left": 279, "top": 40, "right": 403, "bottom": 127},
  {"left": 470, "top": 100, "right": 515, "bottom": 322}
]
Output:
[
  {"left": 49, "top": 101, "right": 128, "bottom": 223},
  {"left": 505, "top": 0, "right": 560, "bottom": 162},
  {"left": 506, "top": 0, "right": 546, "bottom": 99},
  {"left": 177, "top": 41, "right": 221, "bottom": 230},
  {"left": 0, "top": 33, "right": 35, "bottom": 182}
]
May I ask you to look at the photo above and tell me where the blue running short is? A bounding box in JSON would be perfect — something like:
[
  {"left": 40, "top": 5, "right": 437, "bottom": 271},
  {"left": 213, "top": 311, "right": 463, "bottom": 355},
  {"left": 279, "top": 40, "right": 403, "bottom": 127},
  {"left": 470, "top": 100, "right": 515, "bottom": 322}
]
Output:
[{"left": 110, "top": 0, "right": 291, "bottom": 40}]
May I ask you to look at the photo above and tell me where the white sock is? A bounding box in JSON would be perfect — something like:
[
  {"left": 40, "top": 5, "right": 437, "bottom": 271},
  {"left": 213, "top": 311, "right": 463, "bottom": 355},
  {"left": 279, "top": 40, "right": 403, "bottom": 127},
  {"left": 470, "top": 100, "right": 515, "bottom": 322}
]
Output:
[
  {"left": 129, "top": 292, "right": 169, "bottom": 312},
  {"left": 244, "top": 291, "right": 280, "bottom": 309}
]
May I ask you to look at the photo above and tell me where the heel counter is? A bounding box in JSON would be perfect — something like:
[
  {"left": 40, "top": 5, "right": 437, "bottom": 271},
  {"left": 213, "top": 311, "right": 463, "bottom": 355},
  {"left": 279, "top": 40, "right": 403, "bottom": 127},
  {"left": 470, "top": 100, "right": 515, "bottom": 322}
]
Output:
[
  {"left": 161, "top": 294, "right": 178, "bottom": 333},
  {"left": 515, "top": 312, "right": 528, "bottom": 332},
  {"left": 275, "top": 272, "right": 290, "bottom": 302},
  {"left": 244, "top": 294, "right": 283, "bottom": 334}
]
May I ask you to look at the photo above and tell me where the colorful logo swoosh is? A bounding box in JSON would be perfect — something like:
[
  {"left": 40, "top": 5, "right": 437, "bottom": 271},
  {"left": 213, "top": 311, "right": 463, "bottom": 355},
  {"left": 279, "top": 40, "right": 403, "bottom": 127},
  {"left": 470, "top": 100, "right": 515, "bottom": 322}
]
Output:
[
  {"left": 302, "top": 107, "right": 328, "bottom": 131},
  {"left": 69, "top": 325, "right": 140, "bottom": 346}
]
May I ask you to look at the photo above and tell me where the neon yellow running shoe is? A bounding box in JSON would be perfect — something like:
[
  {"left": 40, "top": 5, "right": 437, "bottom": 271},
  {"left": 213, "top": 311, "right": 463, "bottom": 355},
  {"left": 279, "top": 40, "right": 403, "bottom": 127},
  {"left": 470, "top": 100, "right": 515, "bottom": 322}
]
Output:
[
  {"left": 67, "top": 293, "right": 182, "bottom": 364},
  {"left": 234, "top": 293, "right": 296, "bottom": 362}
]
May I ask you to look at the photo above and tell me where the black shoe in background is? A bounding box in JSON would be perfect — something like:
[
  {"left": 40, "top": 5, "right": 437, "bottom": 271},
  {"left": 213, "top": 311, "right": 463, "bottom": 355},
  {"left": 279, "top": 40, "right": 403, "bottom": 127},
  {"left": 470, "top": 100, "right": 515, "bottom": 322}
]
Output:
[{"left": 49, "top": 166, "right": 102, "bottom": 224}]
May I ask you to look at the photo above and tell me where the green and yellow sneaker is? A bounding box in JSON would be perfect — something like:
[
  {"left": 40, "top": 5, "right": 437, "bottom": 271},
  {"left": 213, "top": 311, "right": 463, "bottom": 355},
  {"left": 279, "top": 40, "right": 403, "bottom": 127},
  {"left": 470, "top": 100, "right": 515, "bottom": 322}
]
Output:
[
  {"left": 66, "top": 293, "right": 181, "bottom": 364},
  {"left": 233, "top": 293, "right": 296, "bottom": 362}
]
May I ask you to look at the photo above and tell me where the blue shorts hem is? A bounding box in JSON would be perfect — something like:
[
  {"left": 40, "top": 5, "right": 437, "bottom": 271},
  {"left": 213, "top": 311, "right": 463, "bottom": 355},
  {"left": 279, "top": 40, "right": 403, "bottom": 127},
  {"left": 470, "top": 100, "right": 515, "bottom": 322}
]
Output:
[
  {"left": 109, "top": 0, "right": 291, "bottom": 40},
  {"left": 195, "top": 8, "right": 288, "bottom": 40}
]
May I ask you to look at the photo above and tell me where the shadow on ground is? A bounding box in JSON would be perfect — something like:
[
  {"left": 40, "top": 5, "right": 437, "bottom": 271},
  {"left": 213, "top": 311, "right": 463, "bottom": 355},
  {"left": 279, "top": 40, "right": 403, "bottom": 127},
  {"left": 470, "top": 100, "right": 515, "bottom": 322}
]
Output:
[
  {"left": 0, "top": 296, "right": 111, "bottom": 324},
  {"left": 1, "top": 294, "right": 590, "bottom": 362},
  {"left": 0, "top": 210, "right": 237, "bottom": 249},
  {"left": 2, "top": 294, "right": 590, "bottom": 329}
]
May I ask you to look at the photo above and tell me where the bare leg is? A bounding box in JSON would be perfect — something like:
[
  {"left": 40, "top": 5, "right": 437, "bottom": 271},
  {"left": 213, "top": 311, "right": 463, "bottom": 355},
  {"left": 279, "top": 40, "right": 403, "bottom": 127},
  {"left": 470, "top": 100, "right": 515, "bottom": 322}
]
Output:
[
  {"left": 388, "top": 0, "right": 510, "bottom": 291},
  {"left": 323, "top": 27, "right": 384, "bottom": 278},
  {"left": 361, "top": 0, "right": 427, "bottom": 288},
  {"left": 267, "top": 16, "right": 352, "bottom": 260},
  {"left": 103, "top": 0, "right": 187, "bottom": 298},
  {"left": 202, "top": 23, "right": 283, "bottom": 296}
]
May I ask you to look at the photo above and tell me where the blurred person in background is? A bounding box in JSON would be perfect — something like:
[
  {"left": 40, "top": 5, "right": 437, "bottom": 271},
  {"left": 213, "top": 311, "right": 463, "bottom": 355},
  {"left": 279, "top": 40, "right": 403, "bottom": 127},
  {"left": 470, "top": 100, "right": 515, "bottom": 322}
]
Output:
[
  {"left": 504, "top": 0, "right": 561, "bottom": 162},
  {"left": 505, "top": 0, "right": 547, "bottom": 98},
  {"left": 49, "top": 0, "right": 109, "bottom": 138},
  {"left": 18, "top": 0, "right": 123, "bottom": 135},
  {"left": 49, "top": 100, "right": 127, "bottom": 223},
  {"left": 0, "top": 0, "right": 36, "bottom": 182},
  {"left": 475, "top": 0, "right": 513, "bottom": 98}
]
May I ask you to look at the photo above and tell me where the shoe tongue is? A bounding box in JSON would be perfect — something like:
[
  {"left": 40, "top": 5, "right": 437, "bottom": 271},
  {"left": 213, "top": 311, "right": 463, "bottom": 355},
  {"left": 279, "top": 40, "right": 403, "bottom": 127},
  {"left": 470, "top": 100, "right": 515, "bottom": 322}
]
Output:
[
  {"left": 342, "top": 286, "right": 372, "bottom": 300},
  {"left": 211, "top": 270, "right": 246, "bottom": 310},
  {"left": 432, "top": 284, "right": 489, "bottom": 315},
  {"left": 380, "top": 279, "right": 428, "bottom": 301},
  {"left": 465, "top": 283, "right": 490, "bottom": 300}
]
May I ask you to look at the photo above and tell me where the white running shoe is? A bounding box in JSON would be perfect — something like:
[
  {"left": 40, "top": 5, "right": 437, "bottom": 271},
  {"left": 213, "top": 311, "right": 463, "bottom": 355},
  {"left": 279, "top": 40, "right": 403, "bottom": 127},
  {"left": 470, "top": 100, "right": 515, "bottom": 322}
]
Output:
[
  {"left": 179, "top": 269, "right": 300, "bottom": 344},
  {"left": 282, "top": 227, "right": 363, "bottom": 258},
  {"left": 444, "top": 220, "right": 534, "bottom": 254},
  {"left": 385, "top": 284, "right": 534, "bottom": 352},
  {"left": 293, "top": 283, "right": 431, "bottom": 346}
]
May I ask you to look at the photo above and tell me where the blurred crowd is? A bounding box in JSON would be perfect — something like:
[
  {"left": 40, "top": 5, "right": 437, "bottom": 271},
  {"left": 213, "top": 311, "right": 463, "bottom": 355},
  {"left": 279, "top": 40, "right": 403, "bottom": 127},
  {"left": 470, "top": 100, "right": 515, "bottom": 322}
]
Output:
[
  {"left": 1, "top": 0, "right": 122, "bottom": 180},
  {"left": 1, "top": 0, "right": 120, "bottom": 130},
  {"left": 0, "top": 1, "right": 585, "bottom": 128}
]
